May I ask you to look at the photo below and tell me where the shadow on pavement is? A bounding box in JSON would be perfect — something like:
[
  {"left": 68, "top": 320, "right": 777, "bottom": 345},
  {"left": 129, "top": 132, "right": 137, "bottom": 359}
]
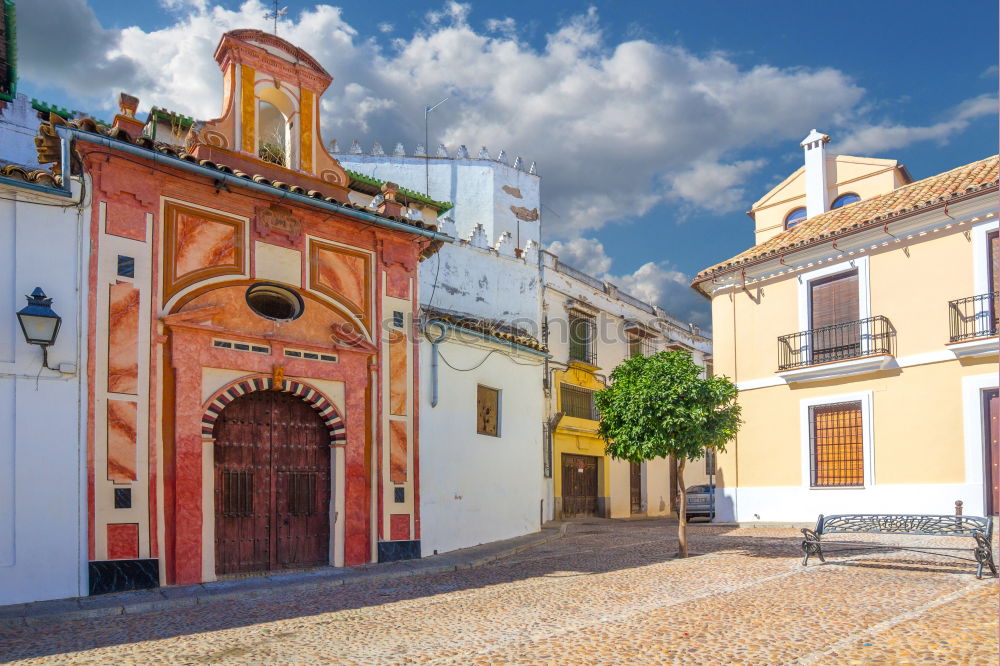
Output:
[{"left": 0, "top": 518, "right": 987, "bottom": 661}]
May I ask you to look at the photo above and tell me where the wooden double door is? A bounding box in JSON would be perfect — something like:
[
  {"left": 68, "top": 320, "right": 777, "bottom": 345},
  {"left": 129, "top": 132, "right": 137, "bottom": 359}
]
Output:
[
  {"left": 214, "top": 391, "right": 331, "bottom": 575},
  {"left": 562, "top": 454, "right": 599, "bottom": 517}
]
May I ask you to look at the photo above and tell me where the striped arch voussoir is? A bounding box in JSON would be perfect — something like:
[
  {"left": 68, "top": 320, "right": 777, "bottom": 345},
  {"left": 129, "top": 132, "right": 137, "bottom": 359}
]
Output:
[{"left": 201, "top": 377, "right": 347, "bottom": 446}]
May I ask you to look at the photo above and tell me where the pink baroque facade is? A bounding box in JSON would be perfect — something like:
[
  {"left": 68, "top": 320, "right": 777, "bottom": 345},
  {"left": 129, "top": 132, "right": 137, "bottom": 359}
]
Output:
[{"left": 46, "top": 30, "right": 451, "bottom": 592}]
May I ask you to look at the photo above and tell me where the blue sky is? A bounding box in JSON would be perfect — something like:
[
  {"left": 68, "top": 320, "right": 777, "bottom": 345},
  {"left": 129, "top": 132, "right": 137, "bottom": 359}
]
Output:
[{"left": 14, "top": 1, "right": 998, "bottom": 327}]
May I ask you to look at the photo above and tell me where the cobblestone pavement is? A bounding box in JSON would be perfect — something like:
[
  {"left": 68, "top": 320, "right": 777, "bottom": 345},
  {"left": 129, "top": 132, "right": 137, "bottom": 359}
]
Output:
[{"left": 1, "top": 519, "right": 996, "bottom": 664}]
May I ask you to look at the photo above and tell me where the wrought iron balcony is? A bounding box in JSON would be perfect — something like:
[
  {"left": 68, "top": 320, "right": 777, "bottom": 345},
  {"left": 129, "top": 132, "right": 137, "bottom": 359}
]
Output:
[
  {"left": 949, "top": 292, "right": 998, "bottom": 342},
  {"left": 777, "top": 315, "right": 896, "bottom": 371}
]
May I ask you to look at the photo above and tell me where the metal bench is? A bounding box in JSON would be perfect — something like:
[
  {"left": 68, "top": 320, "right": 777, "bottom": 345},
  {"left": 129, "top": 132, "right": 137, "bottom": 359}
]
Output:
[{"left": 801, "top": 513, "right": 997, "bottom": 579}]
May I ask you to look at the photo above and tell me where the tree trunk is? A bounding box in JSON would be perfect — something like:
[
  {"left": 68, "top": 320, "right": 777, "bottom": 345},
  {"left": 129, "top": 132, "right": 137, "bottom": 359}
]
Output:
[{"left": 677, "top": 457, "right": 688, "bottom": 558}]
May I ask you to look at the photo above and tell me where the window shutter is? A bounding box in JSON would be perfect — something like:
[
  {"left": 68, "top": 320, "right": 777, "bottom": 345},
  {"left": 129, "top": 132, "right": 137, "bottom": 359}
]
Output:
[
  {"left": 810, "top": 270, "right": 860, "bottom": 362},
  {"left": 810, "top": 270, "right": 859, "bottom": 329}
]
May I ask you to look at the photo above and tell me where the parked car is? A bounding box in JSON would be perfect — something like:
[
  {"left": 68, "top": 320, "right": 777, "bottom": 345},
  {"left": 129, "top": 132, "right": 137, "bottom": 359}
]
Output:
[{"left": 681, "top": 484, "right": 715, "bottom": 522}]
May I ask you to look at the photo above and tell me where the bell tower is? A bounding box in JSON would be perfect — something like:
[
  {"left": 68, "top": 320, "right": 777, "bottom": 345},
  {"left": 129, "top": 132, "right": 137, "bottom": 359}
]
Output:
[{"left": 194, "top": 29, "right": 349, "bottom": 197}]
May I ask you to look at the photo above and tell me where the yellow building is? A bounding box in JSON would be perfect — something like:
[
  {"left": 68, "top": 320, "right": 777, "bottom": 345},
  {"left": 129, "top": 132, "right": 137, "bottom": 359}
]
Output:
[
  {"left": 541, "top": 251, "right": 713, "bottom": 520},
  {"left": 693, "top": 130, "right": 998, "bottom": 522}
]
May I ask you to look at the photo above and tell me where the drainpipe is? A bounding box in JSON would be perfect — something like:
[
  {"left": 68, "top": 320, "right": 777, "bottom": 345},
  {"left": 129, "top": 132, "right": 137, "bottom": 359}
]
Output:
[
  {"left": 53, "top": 127, "right": 455, "bottom": 244},
  {"left": 424, "top": 320, "right": 447, "bottom": 407}
]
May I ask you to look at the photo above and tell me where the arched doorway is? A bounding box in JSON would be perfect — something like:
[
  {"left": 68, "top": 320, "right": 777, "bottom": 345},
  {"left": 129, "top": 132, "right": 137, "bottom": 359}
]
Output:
[{"left": 214, "top": 390, "right": 331, "bottom": 574}]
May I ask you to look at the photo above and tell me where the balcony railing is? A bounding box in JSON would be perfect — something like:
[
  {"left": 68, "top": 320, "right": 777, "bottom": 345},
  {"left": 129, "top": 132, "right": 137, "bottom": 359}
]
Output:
[
  {"left": 949, "top": 292, "right": 998, "bottom": 342},
  {"left": 777, "top": 315, "right": 896, "bottom": 370}
]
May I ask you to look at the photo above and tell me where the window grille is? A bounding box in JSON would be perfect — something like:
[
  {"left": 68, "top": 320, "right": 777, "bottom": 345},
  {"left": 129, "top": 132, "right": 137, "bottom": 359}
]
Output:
[
  {"left": 568, "top": 313, "right": 596, "bottom": 364},
  {"left": 561, "top": 384, "right": 599, "bottom": 420},
  {"left": 628, "top": 335, "right": 654, "bottom": 358},
  {"left": 221, "top": 470, "right": 254, "bottom": 516},
  {"left": 809, "top": 401, "right": 864, "bottom": 487},
  {"left": 285, "top": 472, "right": 317, "bottom": 516}
]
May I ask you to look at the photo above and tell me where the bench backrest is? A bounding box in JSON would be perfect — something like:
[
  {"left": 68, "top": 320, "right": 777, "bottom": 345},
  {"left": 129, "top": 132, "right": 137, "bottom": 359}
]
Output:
[{"left": 817, "top": 513, "right": 992, "bottom": 538}]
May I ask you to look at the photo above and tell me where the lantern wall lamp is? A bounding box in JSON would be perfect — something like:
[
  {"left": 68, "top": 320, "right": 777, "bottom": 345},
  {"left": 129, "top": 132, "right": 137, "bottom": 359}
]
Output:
[{"left": 16, "top": 287, "right": 63, "bottom": 370}]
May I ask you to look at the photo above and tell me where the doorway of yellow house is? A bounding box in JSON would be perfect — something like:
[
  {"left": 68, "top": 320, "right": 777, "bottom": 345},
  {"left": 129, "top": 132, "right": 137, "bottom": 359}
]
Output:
[{"left": 562, "top": 454, "right": 599, "bottom": 516}]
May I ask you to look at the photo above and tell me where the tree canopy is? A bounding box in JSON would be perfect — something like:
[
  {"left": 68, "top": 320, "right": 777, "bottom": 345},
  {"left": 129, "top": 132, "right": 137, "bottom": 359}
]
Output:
[{"left": 595, "top": 350, "right": 742, "bottom": 464}]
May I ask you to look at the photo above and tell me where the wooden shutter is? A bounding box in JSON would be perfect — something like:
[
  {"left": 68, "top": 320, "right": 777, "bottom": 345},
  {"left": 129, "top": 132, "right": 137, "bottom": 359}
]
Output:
[
  {"left": 810, "top": 270, "right": 859, "bottom": 329},
  {"left": 810, "top": 270, "right": 860, "bottom": 362},
  {"left": 477, "top": 385, "right": 499, "bottom": 436}
]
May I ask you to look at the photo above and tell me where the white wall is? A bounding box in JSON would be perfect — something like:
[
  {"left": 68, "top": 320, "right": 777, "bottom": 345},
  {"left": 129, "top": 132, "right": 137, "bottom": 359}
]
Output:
[
  {"left": 418, "top": 331, "right": 545, "bottom": 555},
  {"left": 0, "top": 178, "right": 87, "bottom": 605},
  {"left": 420, "top": 241, "right": 540, "bottom": 326},
  {"left": 334, "top": 152, "right": 541, "bottom": 249},
  {"left": 0, "top": 95, "right": 43, "bottom": 169}
]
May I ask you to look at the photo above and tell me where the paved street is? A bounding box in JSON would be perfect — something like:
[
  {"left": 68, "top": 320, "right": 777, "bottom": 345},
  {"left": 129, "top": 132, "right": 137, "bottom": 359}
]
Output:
[{"left": 1, "top": 519, "right": 997, "bottom": 664}]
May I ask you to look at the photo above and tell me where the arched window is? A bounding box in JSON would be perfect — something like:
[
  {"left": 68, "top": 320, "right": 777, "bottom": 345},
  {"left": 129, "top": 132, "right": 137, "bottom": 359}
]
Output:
[
  {"left": 785, "top": 207, "right": 807, "bottom": 229},
  {"left": 831, "top": 193, "right": 860, "bottom": 209},
  {"left": 258, "top": 100, "right": 287, "bottom": 166}
]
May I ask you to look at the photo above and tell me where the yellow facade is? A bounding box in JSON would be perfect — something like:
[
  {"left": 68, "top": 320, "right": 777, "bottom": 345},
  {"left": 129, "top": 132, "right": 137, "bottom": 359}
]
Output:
[
  {"left": 552, "top": 365, "right": 613, "bottom": 516},
  {"left": 698, "top": 149, "right": 998, "bottom": 522},
  {"left": 751, "top": 155, "right": 910, "bottom": 245}
]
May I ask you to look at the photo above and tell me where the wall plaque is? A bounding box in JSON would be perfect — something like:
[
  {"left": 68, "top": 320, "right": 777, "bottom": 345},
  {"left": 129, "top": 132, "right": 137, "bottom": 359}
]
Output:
[{"left": 256, "top": 204, "right": 302, "bottom": 242}]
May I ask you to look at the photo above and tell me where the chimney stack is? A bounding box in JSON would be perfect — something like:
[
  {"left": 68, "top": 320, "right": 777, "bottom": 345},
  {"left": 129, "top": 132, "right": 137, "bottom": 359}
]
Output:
[{"left": 800, "top": 129, "right": 830, "bottom": 219}]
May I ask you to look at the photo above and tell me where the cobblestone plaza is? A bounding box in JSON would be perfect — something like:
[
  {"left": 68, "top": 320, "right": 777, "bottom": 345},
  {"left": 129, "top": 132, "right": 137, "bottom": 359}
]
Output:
[{"left": 1, "top": 519, "right": 996, "bottom": 664}]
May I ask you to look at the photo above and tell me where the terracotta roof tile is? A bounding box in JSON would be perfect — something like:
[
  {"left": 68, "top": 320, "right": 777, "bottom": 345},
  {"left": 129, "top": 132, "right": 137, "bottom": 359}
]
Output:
[
  {"left": 422, "top": 306, "right": 547, "bottom": 353},
  {"left": 33, "top": 114, "right": 444, "bottom": 234},
  {"left": 0, "top": 164, "right": 61, "bottom": 187},
  {"left": 694, "top": 155, "right": 999, "bottom": 283}
]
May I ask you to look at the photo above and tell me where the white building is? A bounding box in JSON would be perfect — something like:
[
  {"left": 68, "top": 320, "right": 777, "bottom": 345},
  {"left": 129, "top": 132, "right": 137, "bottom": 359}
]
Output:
[
  {"left": 540, "top": 249, "right": 713, "bottom": 521},
  {"left": 0, "top": 96, "right": 89, "bottom": 604},
  {"left": 337, "top": 144, "right": 548, "bottom": 554}
]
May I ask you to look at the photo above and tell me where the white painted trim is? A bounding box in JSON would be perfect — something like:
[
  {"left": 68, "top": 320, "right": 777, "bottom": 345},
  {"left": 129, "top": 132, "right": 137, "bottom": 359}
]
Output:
[
  {"left": 738, "top": 349, "right": 962, "bottom": 392},
  {"left": 717, "top": 482, "right": 985, "bottom": 523},
  {"left": 778, "top": 354, "right": 892, "bottom": 384},
  {"left": 796, "top": 255, "right": 871, "bottom": 358},
  {"left": 736, "top": 376, "right": 784, "bottom": 391},
  {"left": 949, "top": 337, "right": 999, "bottom": 359},
  {"left": 799, "top": 391, "right": 874, "bottom": 489},
  {"left": 896, "top": 349, "right": 956, "bottom": 367},
  {"left": 962, "top": 373, "right": 997, "bottom": 511},
  {"left": 972, "top": 218, "right": 999, "bottom": 296}
]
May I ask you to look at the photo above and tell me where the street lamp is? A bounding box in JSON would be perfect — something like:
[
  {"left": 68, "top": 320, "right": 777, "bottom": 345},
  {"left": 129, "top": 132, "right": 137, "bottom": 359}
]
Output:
[{"left": 16, "top": 287, "right": 62, "bottom": 369}]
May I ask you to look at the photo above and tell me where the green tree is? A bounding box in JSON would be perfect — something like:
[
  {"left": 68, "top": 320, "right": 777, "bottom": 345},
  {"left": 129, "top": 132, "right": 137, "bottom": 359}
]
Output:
[{"left": 595, "top": 350, "right": 742, "bottom": 557}]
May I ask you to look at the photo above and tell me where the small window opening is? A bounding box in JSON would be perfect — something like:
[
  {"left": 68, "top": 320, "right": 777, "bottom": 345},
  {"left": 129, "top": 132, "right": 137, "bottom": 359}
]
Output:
[
  {"left": 785, "top": 207, "right": 807, "bottom": 229},
  {"left": 258, "top": 100, "right": 288, "bottom": 166},
  {"left": 245, "top": 283, "right": 304, "bottom": 321},
  {"left": 831, "top": 193, "right": 861, "bottom": 209}
]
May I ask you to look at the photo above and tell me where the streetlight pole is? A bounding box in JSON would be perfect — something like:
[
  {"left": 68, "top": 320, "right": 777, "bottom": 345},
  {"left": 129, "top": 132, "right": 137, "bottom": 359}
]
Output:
[{"left": 424, "top": 97, "right": 448, "bottom": 196}]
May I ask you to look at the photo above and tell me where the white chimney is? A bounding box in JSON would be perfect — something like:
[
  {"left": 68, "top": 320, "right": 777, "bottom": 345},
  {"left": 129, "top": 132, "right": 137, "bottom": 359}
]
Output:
[{"left": 800, "top": 129, "right": 830, "bottom": 218}]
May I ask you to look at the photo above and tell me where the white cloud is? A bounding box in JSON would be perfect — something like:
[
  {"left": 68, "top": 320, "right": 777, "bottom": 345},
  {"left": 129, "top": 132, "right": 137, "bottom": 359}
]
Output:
[
  {"left": 833, "top": 93, "right": 997, "bottom": 155},
  {"left": 546, "top": 237, "right": 613, "bottom": 275},
  {"left": 485, "top": 17, "right": 517, "bottom": 40},
  {"left": 546, "top": 237, "right": 709, "bottom": 328},
  {"left": 18, "top": 1, "right": 872, "bottom": 238},
  {"left": 666, "top": 159, "right": 766, "bottom": 215},
  {"left": 377, "top": 22, "right": 394, "bottom": 34}
]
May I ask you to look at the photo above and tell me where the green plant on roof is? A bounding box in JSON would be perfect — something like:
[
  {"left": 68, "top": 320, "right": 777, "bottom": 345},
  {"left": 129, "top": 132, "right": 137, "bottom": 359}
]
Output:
[{"left": 345, "top": 169, "right": 453, "bottom": 211}]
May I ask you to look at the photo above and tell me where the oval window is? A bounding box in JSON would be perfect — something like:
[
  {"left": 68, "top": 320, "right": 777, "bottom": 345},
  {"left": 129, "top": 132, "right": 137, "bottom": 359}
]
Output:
[
  {"left": 831, "top": 193, "right": 860, "bottom": 209},
  {"left": 245, "top": 283, "right": 304, "bottom": 321},
  {"left": 784, "top": 207, "right": 807, "bottom": 229}
]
